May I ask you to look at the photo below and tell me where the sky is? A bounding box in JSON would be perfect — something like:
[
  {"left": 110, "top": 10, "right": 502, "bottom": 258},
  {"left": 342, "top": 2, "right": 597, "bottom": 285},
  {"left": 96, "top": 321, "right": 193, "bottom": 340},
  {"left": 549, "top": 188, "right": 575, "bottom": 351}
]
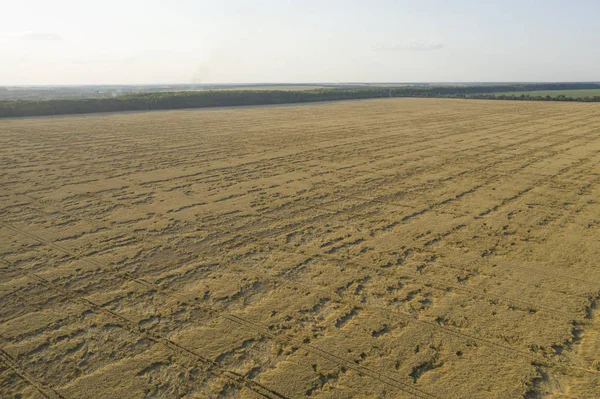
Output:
[{"left": 1, "top": 0, "right": 600, "bottom": 85}]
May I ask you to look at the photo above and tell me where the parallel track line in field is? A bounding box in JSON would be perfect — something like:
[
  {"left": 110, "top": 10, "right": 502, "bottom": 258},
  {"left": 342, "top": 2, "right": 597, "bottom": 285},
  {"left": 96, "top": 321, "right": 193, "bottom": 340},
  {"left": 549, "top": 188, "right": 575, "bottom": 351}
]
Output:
[
  {"left": 2, "top": 218, "right": 598, "bottom": 384},
  {"left": 0, "top": 347, "right": 66, "bottom": 399}
]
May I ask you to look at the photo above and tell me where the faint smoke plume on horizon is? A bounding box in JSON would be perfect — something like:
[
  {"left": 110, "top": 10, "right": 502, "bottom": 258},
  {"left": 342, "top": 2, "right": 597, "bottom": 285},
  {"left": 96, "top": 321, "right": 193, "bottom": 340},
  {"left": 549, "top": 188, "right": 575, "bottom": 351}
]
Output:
[{"left": 192, "top": 65, "right": 212, "bottom": 84}]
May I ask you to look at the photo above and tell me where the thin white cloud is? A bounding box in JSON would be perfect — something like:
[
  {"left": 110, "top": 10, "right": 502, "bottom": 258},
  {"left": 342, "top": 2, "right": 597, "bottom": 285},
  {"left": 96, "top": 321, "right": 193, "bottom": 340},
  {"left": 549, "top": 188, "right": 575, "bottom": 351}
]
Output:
[
  {"left": 375, "top": 39, "right": 444, "bottom": 52},
  {"left": 21, "top": 32, "right": 64, "bottom": 41},
  {"left": 407, "top": 39, "right": 444, "bottom": 51},
  {"left": 0, "top": 31, "right": 64, "bottom": 42}
]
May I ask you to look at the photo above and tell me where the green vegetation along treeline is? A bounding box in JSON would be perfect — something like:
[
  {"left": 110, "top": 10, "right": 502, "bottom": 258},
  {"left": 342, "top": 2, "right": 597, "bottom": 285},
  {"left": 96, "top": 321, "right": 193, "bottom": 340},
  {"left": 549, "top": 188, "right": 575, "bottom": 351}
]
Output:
[
  {"left": 491, "top": 88, "right": 600, "bottom": 98},
  {"left": 1, "top": 83, "right": 600, "bottom": 118}
]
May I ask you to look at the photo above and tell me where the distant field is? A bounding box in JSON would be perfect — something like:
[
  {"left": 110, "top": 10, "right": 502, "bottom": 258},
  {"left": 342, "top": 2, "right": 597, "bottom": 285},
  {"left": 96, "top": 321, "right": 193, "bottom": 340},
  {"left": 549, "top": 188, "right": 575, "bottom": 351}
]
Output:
[
  {"left": 1, "top": 99, "right": 600, "bottom": 398},
  {"left": 495, "top": 88, "right": 600, "bottom": 97},
  {"left": 217, "top": 85, "right": 326, "bottom": 91}
]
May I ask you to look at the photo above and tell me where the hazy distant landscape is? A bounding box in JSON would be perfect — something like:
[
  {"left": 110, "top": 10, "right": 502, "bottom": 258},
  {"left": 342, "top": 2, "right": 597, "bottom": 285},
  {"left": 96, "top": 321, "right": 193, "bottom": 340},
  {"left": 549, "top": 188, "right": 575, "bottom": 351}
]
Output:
[
  {"left": 2, "top": 82, "right": 600, "bottom": 101},
  {"left": 2, "top": 83, "right": 600, "bottom": 118},
  {"left": 0, "top": 84, "right": 333, "bottom": 101}
]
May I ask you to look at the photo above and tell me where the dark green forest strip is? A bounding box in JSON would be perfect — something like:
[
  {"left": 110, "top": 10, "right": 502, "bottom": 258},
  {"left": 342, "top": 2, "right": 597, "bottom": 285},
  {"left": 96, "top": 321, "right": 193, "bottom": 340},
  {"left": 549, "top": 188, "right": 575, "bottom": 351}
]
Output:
[
  {"left": 2, "top": 84, "right": 600, "bottom": 118},
  {"left": 492, "top": 89, "right": 600, "bottom": 98}
]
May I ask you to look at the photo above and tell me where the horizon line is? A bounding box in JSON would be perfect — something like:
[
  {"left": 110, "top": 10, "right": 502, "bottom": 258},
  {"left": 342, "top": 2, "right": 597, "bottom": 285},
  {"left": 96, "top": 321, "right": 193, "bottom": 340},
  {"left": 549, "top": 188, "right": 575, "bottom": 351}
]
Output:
[{"left": 2, "top": 81, "right": 600, "bottom": 88}]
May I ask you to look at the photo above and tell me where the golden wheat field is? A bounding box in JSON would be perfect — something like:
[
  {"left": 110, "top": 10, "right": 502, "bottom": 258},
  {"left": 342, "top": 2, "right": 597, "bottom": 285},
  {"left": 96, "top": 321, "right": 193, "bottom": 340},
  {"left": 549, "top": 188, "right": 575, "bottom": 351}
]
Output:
[{"left": 1, "top": 98, "right": 600, "bottom": 399}]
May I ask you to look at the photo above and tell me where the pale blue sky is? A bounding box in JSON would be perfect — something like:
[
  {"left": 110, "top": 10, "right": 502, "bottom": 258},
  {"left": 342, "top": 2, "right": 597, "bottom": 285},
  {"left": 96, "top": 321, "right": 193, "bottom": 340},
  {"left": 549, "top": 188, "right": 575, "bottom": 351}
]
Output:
[{"left": 2, "top": 0, "right": 599, "bottom": 85}]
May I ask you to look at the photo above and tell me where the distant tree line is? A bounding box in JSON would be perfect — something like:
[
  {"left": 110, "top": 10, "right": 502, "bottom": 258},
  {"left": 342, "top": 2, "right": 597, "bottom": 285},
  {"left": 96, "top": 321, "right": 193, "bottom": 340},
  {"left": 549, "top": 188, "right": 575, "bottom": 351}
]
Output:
[
  {"left": 453, "top": 93, "right": 600, "bottom": 102},
  {"left": 1, "top": 83, "right": 600, "bottom": 118}
]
